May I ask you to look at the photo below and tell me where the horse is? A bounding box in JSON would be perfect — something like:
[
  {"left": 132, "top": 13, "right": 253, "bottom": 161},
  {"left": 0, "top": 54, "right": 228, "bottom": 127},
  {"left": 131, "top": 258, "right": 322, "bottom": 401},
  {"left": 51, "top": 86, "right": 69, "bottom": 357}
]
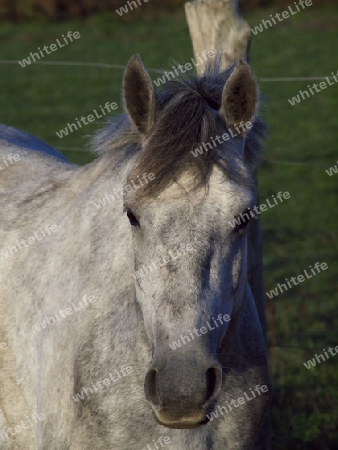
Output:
[{"left": 0, "top": 54, "right": 270, "bottom": 450}]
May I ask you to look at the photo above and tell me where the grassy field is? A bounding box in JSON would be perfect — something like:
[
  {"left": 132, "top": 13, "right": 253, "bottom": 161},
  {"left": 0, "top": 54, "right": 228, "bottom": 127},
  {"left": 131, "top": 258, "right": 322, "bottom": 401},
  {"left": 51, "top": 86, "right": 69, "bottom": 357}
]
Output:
[{"left": 0, "top": 4, "right": 337, "bottom": 448}]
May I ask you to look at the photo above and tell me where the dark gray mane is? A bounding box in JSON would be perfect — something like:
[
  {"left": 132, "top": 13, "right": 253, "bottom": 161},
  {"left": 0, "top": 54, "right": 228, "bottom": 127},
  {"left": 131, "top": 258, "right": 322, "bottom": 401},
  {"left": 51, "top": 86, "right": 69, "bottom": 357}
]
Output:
[{"left": 92, "top": 60, "right": 266, "bottom": 196}]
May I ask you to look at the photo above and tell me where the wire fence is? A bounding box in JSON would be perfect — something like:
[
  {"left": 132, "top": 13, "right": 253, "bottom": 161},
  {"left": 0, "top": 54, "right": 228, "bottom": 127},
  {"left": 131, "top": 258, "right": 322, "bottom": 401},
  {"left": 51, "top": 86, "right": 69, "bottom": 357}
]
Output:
[
  {"left": 1, "top": 59, "right": 334, "bottom": 167},
  {"left": 1, "top": 59, "right": 336, "bottom": 82}
]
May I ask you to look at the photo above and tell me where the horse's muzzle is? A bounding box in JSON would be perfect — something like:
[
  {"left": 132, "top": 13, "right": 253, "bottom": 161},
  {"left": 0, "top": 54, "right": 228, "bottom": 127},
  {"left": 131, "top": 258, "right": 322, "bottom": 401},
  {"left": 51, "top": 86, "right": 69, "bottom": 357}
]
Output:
[{"left": 144, "top": 357, "right": 222, "bottom": 429}]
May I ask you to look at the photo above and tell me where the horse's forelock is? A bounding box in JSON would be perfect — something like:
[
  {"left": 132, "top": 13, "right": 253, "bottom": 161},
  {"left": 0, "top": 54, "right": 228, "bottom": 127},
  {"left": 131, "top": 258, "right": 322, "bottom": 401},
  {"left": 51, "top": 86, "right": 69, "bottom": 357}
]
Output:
[{"left": 92, "top": 62, "right": 266, "bottom": 198}]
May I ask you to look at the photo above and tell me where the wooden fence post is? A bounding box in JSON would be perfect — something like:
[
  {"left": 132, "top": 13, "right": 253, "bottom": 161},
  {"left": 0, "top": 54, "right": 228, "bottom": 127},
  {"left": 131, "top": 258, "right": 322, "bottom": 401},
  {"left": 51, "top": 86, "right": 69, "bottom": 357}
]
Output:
[{"left": 185, "top": 0, "right": 251, "bottom": 73}]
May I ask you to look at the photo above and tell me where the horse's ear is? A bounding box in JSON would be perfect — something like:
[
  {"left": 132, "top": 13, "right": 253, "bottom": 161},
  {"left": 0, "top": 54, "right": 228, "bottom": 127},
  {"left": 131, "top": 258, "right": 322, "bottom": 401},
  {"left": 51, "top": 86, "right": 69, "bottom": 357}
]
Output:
[
  {"left": 219, "top": 60, "right": 258, "bottom": 134},
  {"left": 123, "top": 54, "right": 156, "bottom": 135}
]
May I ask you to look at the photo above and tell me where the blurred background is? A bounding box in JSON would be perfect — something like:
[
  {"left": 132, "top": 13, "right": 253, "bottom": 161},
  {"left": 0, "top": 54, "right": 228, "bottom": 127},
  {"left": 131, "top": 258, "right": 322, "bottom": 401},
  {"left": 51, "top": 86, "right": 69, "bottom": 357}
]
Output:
[{"left": 0, "top": 0, "right": 337, "bottom": 448}]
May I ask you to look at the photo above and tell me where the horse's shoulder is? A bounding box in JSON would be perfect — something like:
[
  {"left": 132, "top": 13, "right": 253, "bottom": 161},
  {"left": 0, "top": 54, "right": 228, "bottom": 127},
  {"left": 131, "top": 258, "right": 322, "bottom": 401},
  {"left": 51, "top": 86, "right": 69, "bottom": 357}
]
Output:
[{"left": 0, "top": 124, "right": 69, "bottom": 163}]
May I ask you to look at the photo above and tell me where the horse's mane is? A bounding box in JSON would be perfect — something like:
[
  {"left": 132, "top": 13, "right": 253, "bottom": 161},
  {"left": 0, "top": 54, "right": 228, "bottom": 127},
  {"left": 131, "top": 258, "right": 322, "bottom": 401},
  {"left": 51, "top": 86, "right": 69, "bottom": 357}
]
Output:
[{"left": 91, "top": 59, "right": 266, "bottom": 197}]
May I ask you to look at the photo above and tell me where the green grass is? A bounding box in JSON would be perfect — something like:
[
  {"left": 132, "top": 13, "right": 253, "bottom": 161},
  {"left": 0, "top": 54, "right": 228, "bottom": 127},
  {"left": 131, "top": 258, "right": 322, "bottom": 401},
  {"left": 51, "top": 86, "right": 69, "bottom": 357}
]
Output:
[{"left": 0, "top": 5, "right": 337, "bottom": 448}]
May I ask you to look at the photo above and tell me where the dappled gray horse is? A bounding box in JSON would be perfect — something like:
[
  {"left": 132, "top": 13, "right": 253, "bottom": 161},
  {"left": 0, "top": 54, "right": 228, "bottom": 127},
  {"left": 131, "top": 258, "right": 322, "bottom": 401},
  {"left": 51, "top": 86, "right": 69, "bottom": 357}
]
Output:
[{"left": 0, "top": 55, "right": 270, "bottom": 449}]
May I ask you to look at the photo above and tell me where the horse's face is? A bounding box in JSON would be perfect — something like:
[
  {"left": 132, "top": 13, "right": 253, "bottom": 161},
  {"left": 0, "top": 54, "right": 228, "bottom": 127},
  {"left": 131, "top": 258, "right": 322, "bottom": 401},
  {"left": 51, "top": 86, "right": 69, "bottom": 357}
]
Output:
[
  {"left": 123, "top": 55, "right": 259, "bottom": 429},
  {"left": 125, "top": 168, "right": 256, "bottom": 428}
]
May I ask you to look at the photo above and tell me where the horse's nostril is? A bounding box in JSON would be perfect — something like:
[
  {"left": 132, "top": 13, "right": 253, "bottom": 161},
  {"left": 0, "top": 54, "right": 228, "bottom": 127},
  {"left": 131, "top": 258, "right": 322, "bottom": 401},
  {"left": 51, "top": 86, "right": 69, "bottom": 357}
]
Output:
[
  {"left": 144, "top": 368, "right": 159, "bottom": 406},
  {"left": 205, "top": 367, "right": 217, "bottom": 402},
  {"left": 205, "top": 365, "right": 222, "bottom": 405}
]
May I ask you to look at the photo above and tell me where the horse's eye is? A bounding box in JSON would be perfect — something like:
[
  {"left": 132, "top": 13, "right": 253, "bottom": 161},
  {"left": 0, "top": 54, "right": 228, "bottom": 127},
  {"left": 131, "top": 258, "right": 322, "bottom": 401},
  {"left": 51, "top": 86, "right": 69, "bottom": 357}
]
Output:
[
  {"left": 127, "top": 209, "right": 140, "bottom": 227},
  {"left": 233, "top": 208, "right": 257, "bottom": 233}
]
